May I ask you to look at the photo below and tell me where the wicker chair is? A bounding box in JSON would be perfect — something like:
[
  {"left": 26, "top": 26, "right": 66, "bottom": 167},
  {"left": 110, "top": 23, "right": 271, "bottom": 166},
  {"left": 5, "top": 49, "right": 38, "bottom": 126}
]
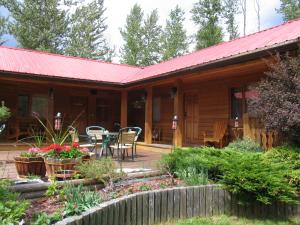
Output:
[
  {"left": 110, "top": 128, "right": 136, "bottom": 160},
  {"left": 202, "top": 119, "right": 228, "bottom": 148}
]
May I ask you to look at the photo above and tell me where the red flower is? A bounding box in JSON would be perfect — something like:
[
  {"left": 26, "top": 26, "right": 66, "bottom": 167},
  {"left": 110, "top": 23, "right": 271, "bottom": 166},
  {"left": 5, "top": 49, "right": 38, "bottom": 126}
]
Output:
[
  {"left": 48, "top": 144, "right": 63, "bottom": 153},
  {"left": 64, "top": 145, "right": 71, "bottom": 151},
  {"left": 72, "top": 142, "right": 80, "bottom": 148}
]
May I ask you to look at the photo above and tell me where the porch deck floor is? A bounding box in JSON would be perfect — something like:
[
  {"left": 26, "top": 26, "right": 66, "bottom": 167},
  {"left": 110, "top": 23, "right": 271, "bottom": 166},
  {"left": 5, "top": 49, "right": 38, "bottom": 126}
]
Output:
[{"left": 0, "top": 145, "right": 171, "bottom": 179}]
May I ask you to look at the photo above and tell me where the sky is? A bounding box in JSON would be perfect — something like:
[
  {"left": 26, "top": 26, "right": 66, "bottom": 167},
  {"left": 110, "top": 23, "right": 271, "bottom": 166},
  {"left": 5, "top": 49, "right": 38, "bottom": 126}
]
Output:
[{"left": 1, "top": 0, "right": 283, "bottom": 62}]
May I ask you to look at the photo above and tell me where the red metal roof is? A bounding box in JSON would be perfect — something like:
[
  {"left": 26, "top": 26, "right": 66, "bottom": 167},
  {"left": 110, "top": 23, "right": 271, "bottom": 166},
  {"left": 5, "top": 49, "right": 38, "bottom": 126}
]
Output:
[{"left": 1, "top": 18, "right": 300, "bottom": 85}]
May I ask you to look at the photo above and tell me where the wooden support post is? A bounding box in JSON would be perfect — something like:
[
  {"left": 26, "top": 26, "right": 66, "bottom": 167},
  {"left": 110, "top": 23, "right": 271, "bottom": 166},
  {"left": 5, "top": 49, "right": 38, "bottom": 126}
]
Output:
[
  {"left": 121, "top": 91, "right": 128, "bottom": 128},
  {"left": 144, "top": 87, "right": 153, "bottom": 144},
  {"left": 48, "top": 88, "right": 54, "bottom": 128},
  {"left": 174, "top": 80, "right": 184, "bottom": 147}
]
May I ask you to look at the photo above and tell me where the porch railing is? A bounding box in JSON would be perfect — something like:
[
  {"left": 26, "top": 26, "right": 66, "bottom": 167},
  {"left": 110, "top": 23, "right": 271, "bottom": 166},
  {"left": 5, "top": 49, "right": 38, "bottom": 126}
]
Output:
[{"left": 243, "top": 113, "right": 280, "bottom": 149}]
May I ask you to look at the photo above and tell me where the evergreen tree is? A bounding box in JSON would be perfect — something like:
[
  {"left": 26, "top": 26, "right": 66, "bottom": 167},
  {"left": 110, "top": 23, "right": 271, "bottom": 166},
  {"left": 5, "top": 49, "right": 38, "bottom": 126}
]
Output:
[
  {"left": 140, "top": 9, "right": 163, "bottom": 66},
  {"left": 65, "top": 0, "right": 114, "bottom": 61},
  {"left": 162, "top": 5, "right": 189, "bottom": 61},
  {"left": 191, "top": 0, "right": 223, "bottom": 50},
  {"left": 223, "top": 0, "right": 239, "bottom": 40},
  {"left": 2, "top": 0, "right": 69, "bottom": 53},
  {"left": 277, "top": 0, "right": 300, "bottom": 22},
  {"left": 0, "top": 14, "right": 7, "bottom": 45},
  {"left": 120, "top": 4, "right": 144, "bottom": 66}
]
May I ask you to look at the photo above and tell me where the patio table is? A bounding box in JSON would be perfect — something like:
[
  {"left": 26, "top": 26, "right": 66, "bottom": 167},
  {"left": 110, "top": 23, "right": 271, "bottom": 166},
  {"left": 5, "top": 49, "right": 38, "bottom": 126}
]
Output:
[{"left": 100, "top": 132, "right": 119, "bottom": 157}]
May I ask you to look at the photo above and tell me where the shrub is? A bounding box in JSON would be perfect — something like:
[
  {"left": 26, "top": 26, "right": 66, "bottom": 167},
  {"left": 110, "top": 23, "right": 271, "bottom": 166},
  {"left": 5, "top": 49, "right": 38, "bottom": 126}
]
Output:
[
  {"left": 62, "top": 184, "right": 101, "bottom": 216},
  {"left": 31, "top": 210, "right": 63, "bottom": 225},
  {"left": 220, "top": 151, "right": 298, "bottom": 204},
  {"left": 0, "top": 180, "right": 29, "bottom": 225},
  {"left": 162, "top": 147, "right": 299, "bottom": 205},
  {"left": 76, "top": 158, "right": 120, "bottom": 184},
  {"left": 175, "top": 167, "right": 208, "bottom": 186},
  {"left": 262, "top": 144, "right": 300, "bottom": 192},
  {"left": 0, "top": 103, "right": 10, "bottom": 122},
  {"left": 226, "top": 138, "right": 263, "bottom": 152}
]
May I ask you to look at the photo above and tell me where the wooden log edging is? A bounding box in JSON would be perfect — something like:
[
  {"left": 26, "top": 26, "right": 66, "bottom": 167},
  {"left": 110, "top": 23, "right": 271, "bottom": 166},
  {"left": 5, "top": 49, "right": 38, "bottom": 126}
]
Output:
[{"left": 55, "top": 185, "right": 300, "bottom": 225}]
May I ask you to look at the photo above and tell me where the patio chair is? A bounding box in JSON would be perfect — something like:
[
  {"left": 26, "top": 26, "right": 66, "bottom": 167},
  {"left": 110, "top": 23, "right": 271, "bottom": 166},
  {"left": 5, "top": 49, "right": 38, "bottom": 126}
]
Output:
[
  {"left": 86, "top": 126, "right": 105, "bottom": 145},
  {"left": 110, "top": 128, "right": 136, "bottom": 160},
  {"left": 130, "top": 127, "right": 142, "bottom": 155},
  {"left": 202, "top": 119, "right": 228, "bottom": 148}
]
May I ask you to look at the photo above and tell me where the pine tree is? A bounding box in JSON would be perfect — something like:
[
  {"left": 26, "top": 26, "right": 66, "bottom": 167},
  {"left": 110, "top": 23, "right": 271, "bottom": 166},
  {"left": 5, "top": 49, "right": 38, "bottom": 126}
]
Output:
[
  {"left": 140, "top": 9, "right": 163, "bottom": 66},
  {"left": 191, "top": 0, "right": 223, "bottom": 50},
  {"left": 277, "top": 0, "right": 300, "bottom": 22},
  {"left": 0, "top": 14, "right": 7, "bottom": 45},
  {"left": 223, "top": 0, "right": 239, "bottom": 40},
  {"left": 2, "top": 0, "right": 69, "bottom": 54},
  {"left": 65, "top": 0, "right": 114, "bottom": 61},
  {"left": 120, "top": 4, "right": 144, "bottom": 66},
  {"left": 162, "top": 5, "right": 189, "bottom": 61}
]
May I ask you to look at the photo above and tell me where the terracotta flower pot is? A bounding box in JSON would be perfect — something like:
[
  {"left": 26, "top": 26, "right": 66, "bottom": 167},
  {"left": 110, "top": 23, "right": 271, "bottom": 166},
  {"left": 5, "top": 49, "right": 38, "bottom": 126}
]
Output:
[
  {"left": 14, "top": 156, "right": 46, "bottom": 178},
  {"left": 44, "top": 158, "right": 82, "bottom": 178}
]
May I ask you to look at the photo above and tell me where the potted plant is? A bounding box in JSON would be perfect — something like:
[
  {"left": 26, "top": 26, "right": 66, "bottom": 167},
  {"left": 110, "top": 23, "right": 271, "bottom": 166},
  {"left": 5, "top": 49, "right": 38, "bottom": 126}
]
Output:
[
  {"left": 14, "top": 147, "right": 46, "bottom": 178},
  {"left": 42, "top": 143, "right": 87, "bottom": 177}
]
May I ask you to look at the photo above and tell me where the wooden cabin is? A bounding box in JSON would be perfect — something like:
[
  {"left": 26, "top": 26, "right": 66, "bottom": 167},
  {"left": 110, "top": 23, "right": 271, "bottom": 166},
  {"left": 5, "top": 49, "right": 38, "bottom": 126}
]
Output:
[{"left": 0, "top": 19, "right": 300, "bottom": 147}]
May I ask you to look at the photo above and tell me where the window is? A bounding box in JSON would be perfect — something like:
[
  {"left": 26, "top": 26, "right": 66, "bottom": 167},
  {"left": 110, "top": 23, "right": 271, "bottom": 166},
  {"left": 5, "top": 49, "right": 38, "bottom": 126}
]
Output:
[
  {"left": 32, "top": 96, "right": 48, "bottom": 118},
  {"left": 153, "top": 97, "right": 161, "bottom": 122},
  {"left": 18, "top": 95, "right": 29, "bottom": 117},
  {"left": 230, "top": 88, "right": 243, "bottom": 119}
]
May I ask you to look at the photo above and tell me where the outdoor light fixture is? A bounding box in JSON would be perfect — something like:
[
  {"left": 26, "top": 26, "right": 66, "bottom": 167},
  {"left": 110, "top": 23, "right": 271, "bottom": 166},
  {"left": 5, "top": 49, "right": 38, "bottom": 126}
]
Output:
[
  {"left": 172, "top": 115, "right": 178, "bottom": 130},
  {"left": 170, "top": 87, "right": 177, "bottom": 98},
  {"left": 54, "top": 112, "right": 62, "bottom": 131},
  {"left": 90, "top": 89, "right": 97, "bottom": 95}
]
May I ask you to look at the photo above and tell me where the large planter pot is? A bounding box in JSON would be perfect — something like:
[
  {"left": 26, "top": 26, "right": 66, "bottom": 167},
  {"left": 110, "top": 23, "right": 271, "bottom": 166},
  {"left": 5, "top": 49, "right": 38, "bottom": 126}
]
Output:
[
  {"left": 14, "top": 156, "right": 46, "bottom": 178},
  {"left": 44, "top": 158, "right": 82, "bottom": 178}
]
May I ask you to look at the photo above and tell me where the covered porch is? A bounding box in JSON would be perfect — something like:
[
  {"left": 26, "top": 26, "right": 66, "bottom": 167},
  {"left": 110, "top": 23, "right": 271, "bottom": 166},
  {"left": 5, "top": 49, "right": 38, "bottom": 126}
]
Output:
[{"left": 0, "top": 57, "right": 275, "bottom": 149}]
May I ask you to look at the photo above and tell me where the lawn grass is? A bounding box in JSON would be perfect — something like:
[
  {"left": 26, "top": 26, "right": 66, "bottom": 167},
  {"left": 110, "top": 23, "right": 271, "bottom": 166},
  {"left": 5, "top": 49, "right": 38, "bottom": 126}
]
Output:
[{"left": 158, "top": 215, "right": 300, "bottom": 225}]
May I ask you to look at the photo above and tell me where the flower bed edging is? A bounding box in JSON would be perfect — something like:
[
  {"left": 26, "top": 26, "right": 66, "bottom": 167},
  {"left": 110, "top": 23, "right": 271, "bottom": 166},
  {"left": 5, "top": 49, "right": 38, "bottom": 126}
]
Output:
[{"left": 55, "top": 184, "right": 300, "bottom": 225}]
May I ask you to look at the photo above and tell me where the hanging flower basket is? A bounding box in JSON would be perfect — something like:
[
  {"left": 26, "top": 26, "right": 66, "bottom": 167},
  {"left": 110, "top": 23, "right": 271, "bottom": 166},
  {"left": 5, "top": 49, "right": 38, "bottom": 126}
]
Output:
[{"left": 14, "top": 156, "right": 46, "bottom": 178}]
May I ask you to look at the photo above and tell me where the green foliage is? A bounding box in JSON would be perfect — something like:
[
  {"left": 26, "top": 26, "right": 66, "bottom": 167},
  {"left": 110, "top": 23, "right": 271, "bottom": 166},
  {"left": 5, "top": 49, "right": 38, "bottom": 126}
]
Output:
[
  {"left": 30, "top": 210, "right": 63, "bottom": 225},
  {"left": 262, "top": 144, "right": 300, "bottom": 192},
  {"left": 139, "top": 184, "right": 152, "bottom": 191},
  {"left": 277, "top": 0, "right": 300, "bottom": 22},
  {"left": 46, "top": 179, "right": 59, "bottom": 197},
  {"left": 191, "top": 0, "right": 223, "bottom": 49},
  {"left": 2, "top": 0, "right": 69, "bottom": 54},
  {"left": 0, "top": 179, "right": 29, "bottom": 225},
  {"left": 120, "top": 4, "right": 144, "bottom": 66},
  {"left": 0, "top": 103, "right": 11, "bottom": 122},
  {"left": 65, "top": 0, "right": 114, "bottom": 61},
  {"left": 0, "top": 14, "right": 7, "bottom": 45},
  {"left": 162, "top": 5, "right": 189, "bottom": 61},
  {"left": 140, "top": 9, "right": 163, "bottom": 66},
  {"left": 44, "top": 146, "right": 82, "bottom": 159},
  {"left": 226, "top": 138, "right": 263, "bottom": 152},
  {"left": 62, "top": 184, "right": 101, "bottom": 216},
  {"left": 176, "top": 167, "right": 208, "bottom": 186},
  {"left": 162, "top": 146, "right": 299, "bottom": 204},
  {"left": 157, "top": 215, "right": 300, "bottom": 225},
  {"left": 76, "top": 158, "right": 120, "bottom": 184},
  {"left": 222, "top": 0, "right": 239, "bottom": 40}
]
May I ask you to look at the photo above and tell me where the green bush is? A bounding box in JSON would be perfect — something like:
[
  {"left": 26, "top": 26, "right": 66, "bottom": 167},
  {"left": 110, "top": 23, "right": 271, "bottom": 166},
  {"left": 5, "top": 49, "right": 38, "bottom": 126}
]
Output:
[
  {"left": 0, "top": 180, "right": 29, "bottom": 225},
  {"left": 226, "top": 138, "right": 263, "bottom": 152},
  {"left": 76, "top": 158, "right": 120, "bottom": 184},
  {"left": 220, "top": 151, "right": 298, "bottom": 204},
  {"left": 31, "top": 210, "right": 63, "bottom": 225},
  {"left": 262, "top": 144, "right": 300, "bottom": 192},
  {"left": 0, "top": 104, "right": 10, "bottom": 122},
  {"left": 175, "top": 167, "right": 208, "bottom": 186},
  {"left": 62, "top": 184, "right": 101, "bottom": 216},
  {"left": 162, "top": 146, "right": 299, "bottom": 205}
]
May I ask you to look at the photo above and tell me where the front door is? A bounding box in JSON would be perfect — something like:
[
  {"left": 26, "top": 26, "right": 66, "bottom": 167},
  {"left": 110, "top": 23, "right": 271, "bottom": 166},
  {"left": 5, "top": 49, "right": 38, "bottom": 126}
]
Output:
[
  {"left": 70, "top": 96, "right": 88, "bottom": 134},
  {"left": 184, "top": 92, "right": 201, "bottom": 145}
]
